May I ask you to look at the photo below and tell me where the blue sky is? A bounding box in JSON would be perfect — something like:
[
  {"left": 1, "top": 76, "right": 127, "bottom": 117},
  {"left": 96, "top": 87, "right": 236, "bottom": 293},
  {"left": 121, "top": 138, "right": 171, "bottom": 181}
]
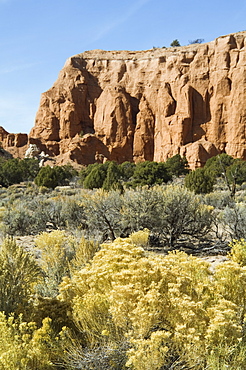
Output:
[{"left": 0, "top": 0, "right": 245, "bottom": 134}]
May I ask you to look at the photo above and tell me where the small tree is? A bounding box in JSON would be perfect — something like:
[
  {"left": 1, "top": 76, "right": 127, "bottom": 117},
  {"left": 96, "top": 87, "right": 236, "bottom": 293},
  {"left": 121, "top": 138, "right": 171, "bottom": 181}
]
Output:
[
  {"left": 188, "top": 39, "right": 204, "bottom": 44},
  {"left": 54, "top": 164, "right": 77, "bottom": 185},
  {"left": 0, "top": 158, "right": 23, "bottom": 187},
  {"left": 84, "top": 189, "right": 123, "bottom": 241},
  {"left": 119, "top": 161, "right": 136, "bottom": 182},
  {"left": 122, "top": 187, "right": 164, "bottom": 233},
  {"left": 160, "top": 185, "right": 213, "bottom": 247},
  {"left": 132, "top": 161, "right": 171, "bottom": 187},
  {"left": 79, "top": 163, "right": 96, "bottom": 184},
  {"left": 34, "top": 166, "right": 58, "bottom": 189},
  {"left": 225, "top": 159, "right": 246, "bottom": 197},
  {"left": 165, "top": 154, "right": 189, "bottom": 177},
  {"left": 83, "top": 164, "right": 107, "bottom": 189},
  {"left": 19, "top": 158, "right": 40, "bottom": 181},
  {"left": 102, "top": 161, "right": 122, "bottom": 191},
  {"left": 205, "top": 153, "right": 234, "bottom": 175},
  {"left": 205, "top": 154, "right": 246, "bottom": 197},
  {"left": 185, "top": 168, "right": 215, "bottom": 194},
  {"left": 170, "top": 39, "right": 180, "bottom": 47},
  {"left": 221, "top": 203, "right": 246, "bottom": 240},
  {"left": 34, "top": 165, "right": 76, "bottom": 189},
  {"left": 0, "top": 158, "right": 40, "bottom": 187}
]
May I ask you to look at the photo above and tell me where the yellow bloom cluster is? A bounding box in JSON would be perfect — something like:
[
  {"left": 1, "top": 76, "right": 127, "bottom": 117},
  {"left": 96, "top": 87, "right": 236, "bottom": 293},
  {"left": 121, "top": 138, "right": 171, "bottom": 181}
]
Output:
[
  {"left": 58, "top": 236, "right": 246, "bottom": 369},
  {"left": 0, "top": 313, "right": 62, "bottom": 369}
]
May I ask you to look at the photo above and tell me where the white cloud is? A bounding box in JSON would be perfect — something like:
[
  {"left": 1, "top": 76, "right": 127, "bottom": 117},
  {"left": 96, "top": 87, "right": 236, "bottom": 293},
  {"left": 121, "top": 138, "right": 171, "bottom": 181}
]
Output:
[
  {"left": 0, "top": 62, "right": 39, "bottom": 75},
  {"left": 91, "top": 0, "right": 152, "bottom": 43}
]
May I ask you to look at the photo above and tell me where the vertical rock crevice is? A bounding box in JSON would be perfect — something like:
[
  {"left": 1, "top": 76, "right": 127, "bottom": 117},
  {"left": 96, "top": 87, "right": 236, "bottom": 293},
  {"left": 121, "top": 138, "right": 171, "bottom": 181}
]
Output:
[{"left": 27, "top": 31, "right": 246, "bottom": 168}]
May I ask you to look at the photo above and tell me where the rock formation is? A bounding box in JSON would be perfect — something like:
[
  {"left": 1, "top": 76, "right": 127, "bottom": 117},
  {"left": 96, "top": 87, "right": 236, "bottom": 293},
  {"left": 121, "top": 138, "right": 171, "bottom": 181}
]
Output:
[
  {"left": 0, "top": 126, "right": 28, "bottom": 158},
  {"left": 8, "top": 32, "right": 246, "bottom": 168}
]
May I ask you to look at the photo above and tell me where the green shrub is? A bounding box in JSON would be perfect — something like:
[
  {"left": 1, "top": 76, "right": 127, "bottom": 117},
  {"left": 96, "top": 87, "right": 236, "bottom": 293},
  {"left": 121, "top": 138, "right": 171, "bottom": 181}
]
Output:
[
  {"left": 84, "top": 189, "right": 123, "bottom": 241},
  {"left": 164, "top": 154, "right": 189, "bottom": 177},
  {"left": 44, "top": 196, "right": 87, "bottom": 230},
  {"left": 122, "top": 186, "right": 164, "bottom": 233},
  {"left": 226, "top": 159, "right": 246, "bottom": 185},
  {"left": 102, "top": 161, "right": 122, "bottom": 190},
  {"left": 132, "top": 161, "right": 171, "bottom": 186},
  {"left": 160, "top": 185, "right": 213, "bottom": 246},
  {"left": 204, "top": 154, "right": 241, "bottom": 197},
  {"left": 53, "top": 164, "right": 77, "bottom": 185},
  {"left": 83, "top": 164, "right": 107, "bottom": 189},
  {"left": 3, "top": 199, "right": 49, "bottom": 235},
  {"left": 34, "top": 166, "right": 58, "bottom": 189},
  {"left": 60, "top": 197, "right": 87, "bottom": 229},
  {"left": 0, "top": 158, "right": 39, "bottom": 187},
  {"left": 34, "top": 165, "right": 76, "bottom": 189},
  {"left": 2, "top": 194, "right": 87, "bottom": 235},
  {"left": 80, "top": 156, "right": 186, "bottom": 191},
  {"left": 185, "top": 167, "right": 215, "bottom": 194},
  {"left": 203, "top": 191, "right": 233, "bottom": 209},
  {"left": 119, "top": 161, "right": 136, "bottom": 182},
  {"left": 221, "top": 203, "right": 246, "bottom": 240},
  {"left": 122, "top": 185, "right": 213, "bottom": 247},
  {"left": 19, "top": 158, "right": 40, "bottom": 181},
  {"left": 0, "top": 159, "right": 24, "bottom": 187},
  {"left": 204, "top": 153, "right": 234, "bottom": 177}
]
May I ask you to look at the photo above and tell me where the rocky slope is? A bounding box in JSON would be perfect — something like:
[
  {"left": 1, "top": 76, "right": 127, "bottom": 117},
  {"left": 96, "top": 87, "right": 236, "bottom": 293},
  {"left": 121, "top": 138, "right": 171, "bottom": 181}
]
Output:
[{"left": 8, "top": 32, "right": 246, "bottom": 168}]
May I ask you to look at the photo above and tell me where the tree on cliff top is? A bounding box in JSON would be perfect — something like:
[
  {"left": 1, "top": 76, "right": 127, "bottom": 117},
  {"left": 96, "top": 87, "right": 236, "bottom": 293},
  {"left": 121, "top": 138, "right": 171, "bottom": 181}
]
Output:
[
  {"left": 189, "top": 39, "right": 204, "bottom": 44},
  {"left": 170, "top": 39, "right": 180, "bottom": 47}
]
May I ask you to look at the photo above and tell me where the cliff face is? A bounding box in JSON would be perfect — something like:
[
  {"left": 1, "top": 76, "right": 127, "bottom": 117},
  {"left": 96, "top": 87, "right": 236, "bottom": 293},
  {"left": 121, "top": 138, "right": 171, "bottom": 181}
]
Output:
[
  {"left": 0, "top": 127, "right": 28, "bottom": 158},
  {"left": 29, "top": 32, "right": 246, "bottom": 168}
]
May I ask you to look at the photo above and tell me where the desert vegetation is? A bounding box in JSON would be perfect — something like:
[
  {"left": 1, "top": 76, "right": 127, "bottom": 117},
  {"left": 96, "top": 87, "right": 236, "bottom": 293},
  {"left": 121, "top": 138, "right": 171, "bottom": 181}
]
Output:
[{"left": 1, "top": 154, "right": 246, "bottom": 368}]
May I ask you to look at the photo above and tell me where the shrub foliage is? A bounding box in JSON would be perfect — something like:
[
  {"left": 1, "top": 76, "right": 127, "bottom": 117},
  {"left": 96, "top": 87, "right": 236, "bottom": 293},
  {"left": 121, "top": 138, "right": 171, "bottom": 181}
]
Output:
[{"left": 1, "top": 153, "right": 246, "bottom": 368}]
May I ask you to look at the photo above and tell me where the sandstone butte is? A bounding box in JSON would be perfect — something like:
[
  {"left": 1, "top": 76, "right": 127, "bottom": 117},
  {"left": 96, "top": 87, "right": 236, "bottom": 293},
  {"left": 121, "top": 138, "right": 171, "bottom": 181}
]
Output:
[{"left": 2, "top": 31, "right": 246, "bottom": 169}]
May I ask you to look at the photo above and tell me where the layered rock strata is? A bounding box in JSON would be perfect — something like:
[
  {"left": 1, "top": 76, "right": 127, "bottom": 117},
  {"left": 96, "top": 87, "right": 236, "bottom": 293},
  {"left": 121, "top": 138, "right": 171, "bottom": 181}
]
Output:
[
  {"left": 27, "top": 31, "right": 246, "bottom": 168},
  {"left": 0, "top": 126, "right": 28, "bottom": 158}
]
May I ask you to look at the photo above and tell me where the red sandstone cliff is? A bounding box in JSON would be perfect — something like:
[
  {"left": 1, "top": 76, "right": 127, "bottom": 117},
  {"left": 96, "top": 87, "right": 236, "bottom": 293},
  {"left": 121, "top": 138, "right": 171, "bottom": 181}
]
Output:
[
  {"left": 24, "top": 32, "right": 246, "bottom": 167},
  {"left": 0, "top": 127, "right": 28, "bottom": 158}
]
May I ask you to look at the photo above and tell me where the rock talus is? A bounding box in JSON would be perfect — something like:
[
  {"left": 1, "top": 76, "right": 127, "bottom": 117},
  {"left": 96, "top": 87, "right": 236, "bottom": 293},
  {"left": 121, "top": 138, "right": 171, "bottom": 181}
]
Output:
[{"left": 29, "top": 32, "right": 246, "bottom": 168}]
